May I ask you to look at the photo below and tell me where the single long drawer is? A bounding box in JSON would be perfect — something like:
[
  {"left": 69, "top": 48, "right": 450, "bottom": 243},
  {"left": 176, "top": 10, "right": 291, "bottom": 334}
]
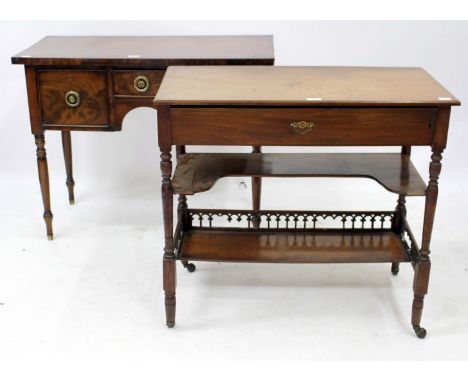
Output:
[
  {"left": 38, "top": 70, "right": 108, "bottom": 127},
  {"left": 113, "top": 70, "right": 165, "bottom": 97},
  {"left": 171, "top": 107, "right": 437, "bottom": 146}
]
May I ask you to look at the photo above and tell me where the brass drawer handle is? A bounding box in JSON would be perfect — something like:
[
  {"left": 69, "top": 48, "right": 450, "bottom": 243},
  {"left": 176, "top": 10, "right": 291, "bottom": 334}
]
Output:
[
  {"left": 65, "top": 91, "right": 80, "bottom": 107},
  {"left": 291, "top": 121, "right": 314, "bottom": 134},
  {"left": 134, "top": 75, "right": 149, "bottom": 92}
]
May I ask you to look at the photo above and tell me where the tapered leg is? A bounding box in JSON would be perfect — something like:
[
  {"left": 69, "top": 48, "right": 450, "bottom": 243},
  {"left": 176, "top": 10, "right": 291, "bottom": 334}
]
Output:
[
  {"left": 161, "top": 149, "right": 176, "bottom": 327},
  {"left": 61, "top": 131, "right": 75, "bottom": 205},
  {"left": 163, "top": 257, "right": 176, "bottom": 328},
  {"left": 34, "top": 134, "right": 53, "bottom": 240},
  {"left": 412, "top": 261, "right": 430, "bottom": 339},
  {"left": 251, "top": 146, "right": 262, "bottom": 228},
  {"left": 411, "top": 149, "right": 443, "bottom": 338}
]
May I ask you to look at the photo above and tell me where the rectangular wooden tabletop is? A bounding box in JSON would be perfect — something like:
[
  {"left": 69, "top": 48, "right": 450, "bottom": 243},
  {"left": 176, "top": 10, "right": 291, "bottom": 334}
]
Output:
[
  {"left": 11, "top": 35, "right": 274, "bottom": 66},
  {"left": 154, "top": 66, "right": 460, "bottom": 107}
]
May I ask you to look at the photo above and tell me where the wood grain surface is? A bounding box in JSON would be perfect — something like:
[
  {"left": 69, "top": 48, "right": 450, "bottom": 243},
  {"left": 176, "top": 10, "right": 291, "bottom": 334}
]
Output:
[
  {"left": 179, "top": 230, "right": 409, "bottom": 263},
  {"left": 172, "top": 153, "right": 427, "bottom": 196},
  {"left": 171, "top": 107, "right": 437, "bottom": 146},
  {"left": 12, "top": 36, "right": 274, "bottom": 67},
  {"left": 112, "top": 70, "right": 165, "bottom": 97},
  {"left": 38, "top": 70, "right": 108, "bottom": 127},
  {"left": 155, "top": 66, "right": 460, "bottom": 106}
]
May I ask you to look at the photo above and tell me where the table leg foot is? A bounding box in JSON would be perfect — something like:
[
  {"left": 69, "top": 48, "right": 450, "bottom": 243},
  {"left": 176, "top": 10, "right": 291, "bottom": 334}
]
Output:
[
  {"left": 391, "top": 262, "right": 399, "bottom": 275},
  {"left": 413, "top": 325, "right": 427, "bottom": 339},
  {"left": 182, "top": 260, "right": 196, "bottom": 273},
  {"left": 186, "top": 263, "right": 196, "bottom": 273},
  {"left": 66, "top": 183, "right": 75, "bottom": 205}
]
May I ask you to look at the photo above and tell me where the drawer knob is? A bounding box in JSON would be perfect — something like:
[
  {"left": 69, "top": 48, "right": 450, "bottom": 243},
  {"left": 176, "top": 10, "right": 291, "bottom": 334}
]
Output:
[
  {"left": 134, "top": 75, "right": 149, "bottom": 92},
  {"left": 291, "top": 121, "right": 314, "bottom": 134},
  {"left": 65, "top": 91, "right": 80, "bottom": 107}
]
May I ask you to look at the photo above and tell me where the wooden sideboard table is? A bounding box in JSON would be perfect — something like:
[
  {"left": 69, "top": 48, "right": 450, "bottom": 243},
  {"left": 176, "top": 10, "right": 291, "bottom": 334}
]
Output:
[
  {"left": 154, "top": 66, "right": 460, "bottom": 337},
  {"left": 12, "top": 36, "right": 274, "bottom": 240}
]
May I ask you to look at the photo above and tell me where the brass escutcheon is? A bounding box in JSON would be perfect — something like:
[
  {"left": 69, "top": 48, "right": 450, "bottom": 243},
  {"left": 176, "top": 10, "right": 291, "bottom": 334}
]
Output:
[
  {"left": 65, "top": 91, "right": 80, "bottom": 107},
  {"left": 290, "top": 120, "right": 314, "bottom": 134},
  {"left": 134, "top": 75, "right": 149, "bottom": 92}
]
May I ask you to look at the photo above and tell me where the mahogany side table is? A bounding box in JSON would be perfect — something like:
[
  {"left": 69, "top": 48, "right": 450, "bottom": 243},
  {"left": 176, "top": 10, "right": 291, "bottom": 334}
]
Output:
[
  {"left": 12, "top": 36, "right": 274, "bottom": 240},
  {"left": 154, "top": 66, "right": 460, "bottom": 338}
]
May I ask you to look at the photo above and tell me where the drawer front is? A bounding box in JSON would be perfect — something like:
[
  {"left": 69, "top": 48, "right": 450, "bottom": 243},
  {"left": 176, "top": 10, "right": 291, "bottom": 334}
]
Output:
[
  {"left": 38, "top": 70, "right": 108, "bottom": 127},
  {"left": 171, "top": 107, "right": 437, "bottom": 146},
  {"left": 112, "top": 70, "right": 165, "bottom": 96}
]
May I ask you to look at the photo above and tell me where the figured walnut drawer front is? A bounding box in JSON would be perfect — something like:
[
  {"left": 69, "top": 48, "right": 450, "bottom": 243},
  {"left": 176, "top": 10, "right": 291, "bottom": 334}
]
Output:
[
  {"left": 171, "top": 107, "right": 437, "bottom": 146},
  {"left": 38, "top": 70, "right": 108, "bottom": 127},
  {"left": 112, "top": 70, "right": 165, "bottom": 97}
]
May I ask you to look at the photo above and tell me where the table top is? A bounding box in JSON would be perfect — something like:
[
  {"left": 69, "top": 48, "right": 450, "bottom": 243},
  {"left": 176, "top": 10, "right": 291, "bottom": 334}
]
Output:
[
  {"left": 11, "top": 35, "right": 274, "bottom": 66},
  {"left": 154, "top": 66, "right": 460, "bottom": 107}
]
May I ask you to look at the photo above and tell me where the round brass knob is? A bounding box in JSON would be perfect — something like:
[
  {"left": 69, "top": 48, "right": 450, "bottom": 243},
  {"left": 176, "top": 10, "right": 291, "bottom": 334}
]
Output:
[
  {"left": 65, "top": 91, "right": 80, "bottom": 107},
  {"left": 134, "top": 75, "right": 149, "bottom": 92}
]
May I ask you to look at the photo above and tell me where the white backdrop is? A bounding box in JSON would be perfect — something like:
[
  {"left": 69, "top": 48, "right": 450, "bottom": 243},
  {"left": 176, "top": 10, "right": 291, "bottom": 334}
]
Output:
[{"left": 1, "top": 21, "right": 468, "bottom": 361}]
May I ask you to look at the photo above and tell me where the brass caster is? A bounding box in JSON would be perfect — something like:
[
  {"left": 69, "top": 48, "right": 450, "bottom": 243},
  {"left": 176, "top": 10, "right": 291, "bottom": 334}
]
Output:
[
  {"left": 69, "top": 199, "right": 75, "bottom": 205},
  {"left": 186, "top": 263, "right": 196, "bottom": 273},
  {"left": 167, "top": 321, "right": 175, "bottom": 328},
  {"left": 47, "top": 234, "right": 54, "bottom": 241},
  {"left": 413, "top": 325, "right": 427, "bottom": 339},
  {"left": 391, "top": 263, "right": 399, "bottom": 276}
]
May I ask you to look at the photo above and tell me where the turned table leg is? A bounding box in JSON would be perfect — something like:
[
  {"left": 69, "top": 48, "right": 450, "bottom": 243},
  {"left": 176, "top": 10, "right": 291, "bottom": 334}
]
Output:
[
  {"left": 391, "top": 195, "right": 407, "bottom": 275},
  {"left": 34, "top": 134, "right": 53, "bottom": 240},
  {"left": 411, "top": 149, "right": 443, "bottom": 339},
  {"left": 61, "top": 131, "right": 75, "bottom": 205},
  {"left": 391, "top": 145, "right": 411, "bottom": 275},
  {"left": 176, "top": 145, "right": 196, "bottom": 273},
  {"left": 161, "top": 149, "right": 176, "bottom": 327},
  {"left": 251, "top": 146, "right": 262, "bottom": 228},
  {"left": 178, "top": 195, "right": 195, "bottom": 273}
]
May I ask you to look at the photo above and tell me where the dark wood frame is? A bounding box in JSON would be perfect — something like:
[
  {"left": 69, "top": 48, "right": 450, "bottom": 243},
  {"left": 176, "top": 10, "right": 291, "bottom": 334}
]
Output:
[
  {"left": 156, "top": 83, "right": 456, "bottom": 338},
  {"left": 13, "top": 36, "right": 274, "bottom": 239}
]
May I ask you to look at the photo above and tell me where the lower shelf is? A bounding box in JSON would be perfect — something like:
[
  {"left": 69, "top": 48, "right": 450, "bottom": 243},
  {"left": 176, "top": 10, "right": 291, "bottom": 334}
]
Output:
[
  {"left": 178, "top": 230, "right": 410, "bottom": 264},
  {"left": 172, "top": 153, "right": 427, "bottom": 196}
]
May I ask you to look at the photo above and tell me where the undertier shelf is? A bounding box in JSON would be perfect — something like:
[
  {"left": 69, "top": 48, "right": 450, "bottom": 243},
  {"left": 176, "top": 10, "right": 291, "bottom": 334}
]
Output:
[
  {"left": 175, "top": 209, "right": 420, "bottom": 264},
  {"left": 172, "top": 153, "right": 426, "bottom": 196},
  {"left": 178, "top": 230, "right": 410, "bottom": 264}
]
